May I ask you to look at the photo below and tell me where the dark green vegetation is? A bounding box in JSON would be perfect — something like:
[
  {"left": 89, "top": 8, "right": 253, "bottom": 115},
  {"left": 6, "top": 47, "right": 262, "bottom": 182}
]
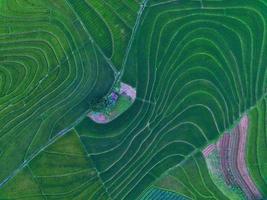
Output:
[
  {"left": 0, "top": 130, "right": 110, "bottom": 199},
  {"left": 151, "top": 99, "right": 267, "bottom": 200},
  {"left": 153, "top": 152, "right": 230, "bottom": 200},
  {"left": 141, "top": 187, "right": 188, "bottom": 200},
  {"left": 0, "top": 0, "right": 267, "bottom": 199},
  {"left": 246, "top": 97, "right": 267, "bottom": 196},
  {"left": 0, "top": 0, "right": 116, "bottom": 188},
  {"left": 66, "top": 0, "right": 141, "bottom": 69}
]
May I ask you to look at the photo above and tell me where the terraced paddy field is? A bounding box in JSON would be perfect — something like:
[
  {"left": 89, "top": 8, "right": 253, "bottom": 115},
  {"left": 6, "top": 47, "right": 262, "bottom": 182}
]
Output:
[{"left": 0, "top": 0, "right": 267, "bottom": 200}]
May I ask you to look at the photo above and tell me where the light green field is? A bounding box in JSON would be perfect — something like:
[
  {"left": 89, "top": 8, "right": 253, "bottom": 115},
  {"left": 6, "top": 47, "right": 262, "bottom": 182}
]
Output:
[
  {"left": 152, "top": 152, "right": 229, "bottom": 200},
  {"left": 0, "top": 130, "right": 110, "bottom": 199}
]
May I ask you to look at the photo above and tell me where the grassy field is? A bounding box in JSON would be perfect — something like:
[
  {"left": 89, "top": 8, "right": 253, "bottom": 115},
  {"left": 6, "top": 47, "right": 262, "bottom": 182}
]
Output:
[
  {"left": 246, "top": 98, "right": 267, "bottom": 196},
  {"left": 141, "top": 187, "right": 188, "bottom": 200},
  {"left": 66, "top": 0, "right": 139, "bottom": 69},
  {"left": 152, "top": 152, "right": 229, "bottom": 200},
  {"left": 0, "top": 130, "right": 110, "bottom": 199},
  {"left": 0, "top": 0, "right": 118, "bottom": 187},
  {"left": 74, "top": 1, "right": 267, "bottom": 199},
  {"left": 1, "top": 0, "right": 267, "bottom": 199}
]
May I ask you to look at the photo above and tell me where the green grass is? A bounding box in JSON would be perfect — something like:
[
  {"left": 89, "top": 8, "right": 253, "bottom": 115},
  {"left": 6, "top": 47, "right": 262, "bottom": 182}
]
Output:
[
  {"left": 0, "top": 130, "right": 110, "bottom": 200},
  {"left": 141, "top": 187, "right": 189, "bottom": 200},
  {"left": 109, "top": 95, "right": 133, "bottom": 116},
  {"left": 0, "top": 0, "right": 115, "bottom": 187},
  {"left": 0, "top": 167, "right": 43, "bottom": 200},
  {"left": 153, "top": 152, "right": 230, "bottom": 200},
  {"left": 1, "top": 0, "right": 267, "bottom": 199},
  {"left": 67, "top": 0, "right": 139, "bottom": 69},
  {"left": 246, "top": 98, "right": 267, "bottom": 196},
  {"left": 74, "top": 1, "right": 267, "bottom": 199}
]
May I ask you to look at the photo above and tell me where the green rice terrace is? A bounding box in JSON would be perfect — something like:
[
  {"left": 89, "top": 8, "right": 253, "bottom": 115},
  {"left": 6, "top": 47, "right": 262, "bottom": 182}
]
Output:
[{"left": 0, "top": 0, "right": 267, "bottom": 199}]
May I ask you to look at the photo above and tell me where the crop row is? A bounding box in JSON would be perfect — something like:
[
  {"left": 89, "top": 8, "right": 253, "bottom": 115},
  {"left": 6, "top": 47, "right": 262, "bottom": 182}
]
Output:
[{"left": 76, "top": 1, "right": 267, "bottom": 199}]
